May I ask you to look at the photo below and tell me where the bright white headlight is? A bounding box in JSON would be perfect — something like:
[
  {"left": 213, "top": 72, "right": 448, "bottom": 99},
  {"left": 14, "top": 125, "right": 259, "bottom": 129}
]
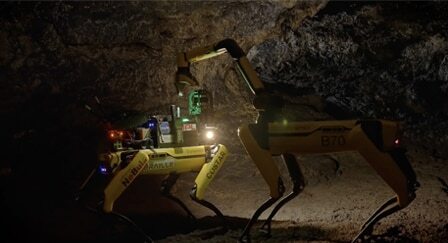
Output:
[{"left": 205, "top": 130, "right": 215, "bottom": 139}]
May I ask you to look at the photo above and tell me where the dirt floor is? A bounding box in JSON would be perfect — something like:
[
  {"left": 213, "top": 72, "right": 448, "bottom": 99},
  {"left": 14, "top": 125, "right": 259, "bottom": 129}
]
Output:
[
  {"left": 2, "top": 148, "right": 447, "bottom": 243},
  {"left": 156, "top": 145, "right": 447, "bottom": 243},
  {"left": 1, "top": 103, "right": 447, "bottom": 243},
  {"left": 151, "top": 101, "right": 448, "bottom": 242}
]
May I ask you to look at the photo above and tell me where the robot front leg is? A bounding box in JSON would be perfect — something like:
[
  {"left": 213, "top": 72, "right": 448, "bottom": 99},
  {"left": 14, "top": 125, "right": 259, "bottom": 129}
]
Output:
[
  {"left": 160, "top": 173, "right": 196, "bottom": 220},
  {"left": 190, "top": 144, "right": 228, "bottom": 225},
  {"left": 238, "top": 182, "right": 284, "bottom": 243},
  {"left": 259, "top": 153, "right": 305, "bottom": 237},
  {"left": 352, "top": 147, "right": 419, "bottom": 242},
  {"left": 352, "top": 197, "right": 401, "bottom": 243},
  {"left": 237, "top": 125, "right": 285, "bottom": 242},
  {"left": 190, "top": 185, "right": 225, "bottom": 219}
]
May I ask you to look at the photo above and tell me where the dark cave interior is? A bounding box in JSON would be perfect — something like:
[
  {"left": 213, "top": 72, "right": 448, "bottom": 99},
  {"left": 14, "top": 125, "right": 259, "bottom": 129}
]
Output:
[{"left": 0, "top": 1, "right": 447, "bottom": 242}]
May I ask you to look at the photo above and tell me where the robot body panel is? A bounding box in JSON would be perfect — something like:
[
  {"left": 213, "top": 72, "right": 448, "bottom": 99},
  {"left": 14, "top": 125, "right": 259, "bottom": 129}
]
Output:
[{"left": 102, "top": 145, "right": 228, "bottom": 213}]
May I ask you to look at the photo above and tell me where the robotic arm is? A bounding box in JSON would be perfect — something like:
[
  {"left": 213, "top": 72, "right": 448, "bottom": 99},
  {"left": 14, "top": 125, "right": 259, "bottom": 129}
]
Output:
[
  {"left": 176, "top": 39, "right": 265, "bottom": 96},
  {"left": 176, "top": 39, "right": 284, "bottom": 125}
]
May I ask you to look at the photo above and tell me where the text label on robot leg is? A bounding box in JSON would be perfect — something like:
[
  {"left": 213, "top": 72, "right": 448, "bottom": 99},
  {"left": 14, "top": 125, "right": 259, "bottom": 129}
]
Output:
[
  {"left": 121, "top": 159, "right": 147, "bottom": 187},
  {"left": 206, "top": 151, "right": 226, "bottom": 179}
]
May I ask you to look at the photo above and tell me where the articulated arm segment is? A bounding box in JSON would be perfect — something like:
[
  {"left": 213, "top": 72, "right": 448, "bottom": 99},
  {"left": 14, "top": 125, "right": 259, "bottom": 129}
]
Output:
[
  {"left": 176, "top": 38, "right": 265, "bottom": 96},
  {"left": 176, "top": 45, "right": 220, "bottom": 95}
]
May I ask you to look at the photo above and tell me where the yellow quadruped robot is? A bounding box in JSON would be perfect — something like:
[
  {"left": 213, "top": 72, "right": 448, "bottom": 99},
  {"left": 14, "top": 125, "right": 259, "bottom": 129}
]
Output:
[
  {"left": 101, "top": 143, "right": 228, "bottom": 216},
  {"left": 176, "top": 39, "right": 419, "bottom": 242},
  {"left": 78, "top": 91, "right": 228, "bottom": 242}
]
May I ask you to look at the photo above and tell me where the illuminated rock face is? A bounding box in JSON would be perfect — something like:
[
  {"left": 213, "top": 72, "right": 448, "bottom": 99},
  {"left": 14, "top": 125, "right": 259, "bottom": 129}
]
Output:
[
  {"left": 0, "top": 1, "right": 327, "bottom": 236},
  {"left": 2, "top": 1, "right": 447, "bottom": 159},
  {"left": 1, "top": 2, "right": 448, "bottom": 242},
  {"left": 0, "top": 0, "right": 325, "bottom": 176},
  {"left": 0, "top": 1, "right": 325, "bottom": 112},
  {"left": 250, "top": 2, "right": 448, "bottom": 158},
  {"left": 0, "top": 1, "right": 327, "bottom": 167}
]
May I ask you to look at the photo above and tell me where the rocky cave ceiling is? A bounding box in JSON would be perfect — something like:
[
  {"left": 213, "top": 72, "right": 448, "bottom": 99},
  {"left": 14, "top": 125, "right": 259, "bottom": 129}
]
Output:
[
  {"left": 1, "top": 1, "right": 448, "bottom": 242},
  {"left": 1, "top": 1, "right": 447, "bottom": 160}
]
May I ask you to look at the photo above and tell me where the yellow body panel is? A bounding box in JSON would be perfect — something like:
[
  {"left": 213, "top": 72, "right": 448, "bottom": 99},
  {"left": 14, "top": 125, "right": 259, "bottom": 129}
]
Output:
[
  {"left": 140, "top": 146, "right": 207, "bottom": 175},
  {"left": 102, "top": 145, "right": 228, "bottom": 213},
  {"left": 269, "top": 120, "right": 357, "bottom": 154}
]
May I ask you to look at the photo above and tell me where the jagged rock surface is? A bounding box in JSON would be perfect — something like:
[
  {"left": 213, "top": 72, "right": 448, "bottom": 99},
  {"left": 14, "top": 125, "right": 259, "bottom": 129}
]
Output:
[
  {"left": 0, "top": 0, "right": 326, "bottom": 181},
  {"left": 249, "top": 1, "right": 448, "bottom": 158},
  {"left": 1, "top": 1, "right": 447, "bottom": 243}
]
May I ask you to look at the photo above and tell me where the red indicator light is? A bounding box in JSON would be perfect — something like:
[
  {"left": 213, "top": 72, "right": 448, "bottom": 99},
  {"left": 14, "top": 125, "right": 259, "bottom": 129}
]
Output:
[
  {"left": 394, "top": 139, "right": 400, "bottom": 145},
  {"left": 108, "top": 130, "right": 126, "bottom": 141}
]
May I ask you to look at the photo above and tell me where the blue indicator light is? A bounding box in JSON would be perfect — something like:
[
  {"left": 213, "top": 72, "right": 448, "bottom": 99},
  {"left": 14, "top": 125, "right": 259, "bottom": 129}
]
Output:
[{"left": 99, "top": 164, "right": 108, "bottom": 175}]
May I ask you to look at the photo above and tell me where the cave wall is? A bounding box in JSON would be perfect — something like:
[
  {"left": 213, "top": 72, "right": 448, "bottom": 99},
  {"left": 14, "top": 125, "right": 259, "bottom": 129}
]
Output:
[
  {"left": 0, "top": 1, "right": 329, "bottom": 240},
  {"left": 4, "top": 1, "right": 446, "bottom": 174},
  {"left": 0, "top": 0, "right": 325, "bottom": 113},
  {"left": 0, "top": 0, "right": 325, "bottom": 182},
  {"left": 1, "top": 0, "right": 447, "bottom": 208},
  {"left": 1, "top": 1, "right": 448, "bottom": 241},
  {"left": 249, "top": 1, "right": 448, "bottom": 158}
]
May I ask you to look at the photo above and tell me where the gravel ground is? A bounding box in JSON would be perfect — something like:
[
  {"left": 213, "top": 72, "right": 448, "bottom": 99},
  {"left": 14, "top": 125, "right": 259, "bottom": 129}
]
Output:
[
  {"left": 1, "top": 104, "right": 447, "bottom": 243},
  {"left": 160, "top": 145, "right": 448, "bottom": 243}
]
